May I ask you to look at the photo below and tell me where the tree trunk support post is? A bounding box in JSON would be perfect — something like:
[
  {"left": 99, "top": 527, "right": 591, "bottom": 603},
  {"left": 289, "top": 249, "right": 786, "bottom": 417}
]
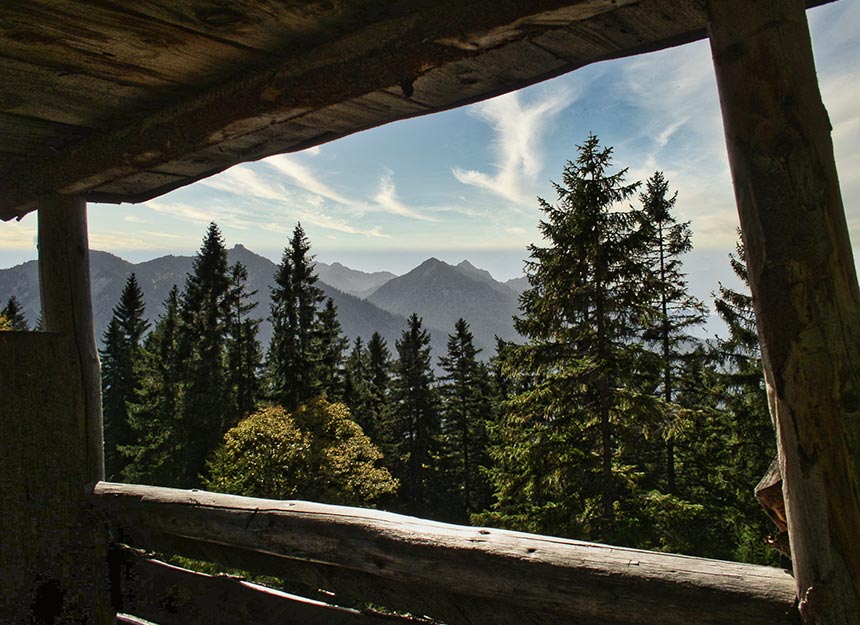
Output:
[
  {"left": 38, "top": 194, "right": 105, "bottom": 482},
  {"left": 707, "top": 1, "right": 860, "bottom": 623}
]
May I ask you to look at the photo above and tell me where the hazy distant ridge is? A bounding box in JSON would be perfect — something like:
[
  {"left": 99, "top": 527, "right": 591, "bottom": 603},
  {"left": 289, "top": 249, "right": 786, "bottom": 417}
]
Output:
[{"left": 0, "top": 246, "right": 522, "bottom": 359}]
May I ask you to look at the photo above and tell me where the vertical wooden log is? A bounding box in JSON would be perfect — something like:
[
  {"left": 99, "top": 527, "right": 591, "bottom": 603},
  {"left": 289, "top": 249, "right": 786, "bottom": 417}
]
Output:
[
  {"left": 38, "top": 194, "right": 104, "bottom": 482},
  {"left": 707, "top": 1, "right": 860, "bottom": 623}
]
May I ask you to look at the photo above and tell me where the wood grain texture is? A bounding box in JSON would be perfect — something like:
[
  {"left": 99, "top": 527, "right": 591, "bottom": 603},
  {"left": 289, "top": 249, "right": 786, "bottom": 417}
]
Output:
[
  {"left": 111, "top": 546, "right": 425, "bottom": 625},
  {"left": 0, "top": 333, "right": 113, "bottom": 624},
  {"left": 0, "top": 0, "right": 835, "bottom": 219},
  {"left": 708, "top": 0, "right": 860, "bottom": 623},
  {"left": 91, "top": 482, "right": 799, "bottom": 625}
]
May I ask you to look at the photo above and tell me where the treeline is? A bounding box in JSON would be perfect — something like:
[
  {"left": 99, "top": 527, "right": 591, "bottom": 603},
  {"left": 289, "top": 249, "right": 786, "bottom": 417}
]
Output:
[{"left": 89, "top": 134, "right": 776, "bottom": 565}]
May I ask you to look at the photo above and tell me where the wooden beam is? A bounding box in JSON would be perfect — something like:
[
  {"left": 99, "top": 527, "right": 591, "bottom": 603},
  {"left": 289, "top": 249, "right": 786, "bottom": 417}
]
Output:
[
  {"left": 38, "top": 194, "right": 104, "bottom": 481},
  {"left": 0, "top": 0, "right": 716, "bottom": 219},
  {"left": 91, "top": 482, "right": 799, "bottom": 625},
  {"left": 105, "top": 532, "right": 552, "bottom": 625},
  {"left": 707, "top": 1, "right": 860, "bottom": 623},
  {"left": 111, "top": 546, "right": 424, "bottom": 625}
]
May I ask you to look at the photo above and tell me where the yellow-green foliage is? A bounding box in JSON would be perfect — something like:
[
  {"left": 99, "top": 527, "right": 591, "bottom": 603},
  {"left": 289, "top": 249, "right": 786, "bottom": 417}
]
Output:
[
  {"left": 206, "top": 398, "right": 397, "bottom": 506},
  {"left": 0, "top": 314, "right": 11, "bottom": 331}
]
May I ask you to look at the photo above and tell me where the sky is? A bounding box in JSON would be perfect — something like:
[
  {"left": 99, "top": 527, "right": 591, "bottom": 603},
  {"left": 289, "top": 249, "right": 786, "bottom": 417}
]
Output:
[{"left": 2, "top": 2, "right": 859, "bottom": 307}]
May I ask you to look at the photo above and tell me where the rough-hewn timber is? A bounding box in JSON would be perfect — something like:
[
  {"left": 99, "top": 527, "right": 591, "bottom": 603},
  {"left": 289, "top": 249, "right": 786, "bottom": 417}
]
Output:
[
  {"left": 707, "top": 1, "right": 860, "bottom": 623},
  {"left": 0, "top": 0, "right": 835, "bottom": 220},
  {"left": 0, "top": 333, "right": 112, "bottom": 624},
  {"left": 111, "top": 546, "right": 425, "bottom": 625},
  {"left": 91, "top": 482, "right": 799, "bottom": 625}
]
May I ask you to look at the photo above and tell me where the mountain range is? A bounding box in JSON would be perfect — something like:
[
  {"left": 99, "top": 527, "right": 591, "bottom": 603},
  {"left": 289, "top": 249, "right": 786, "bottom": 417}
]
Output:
[{"left": 0, "top": 245, "right": 525, "bottom": 361}]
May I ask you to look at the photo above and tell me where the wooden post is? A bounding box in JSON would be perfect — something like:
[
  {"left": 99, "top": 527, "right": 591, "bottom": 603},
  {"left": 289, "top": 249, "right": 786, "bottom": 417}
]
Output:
[
  {"left": 707, "top": 1, "right": 860, "bottom": 623},
  {"left": 0, "top": 195, "right": 112, "bottom": 623},
  {"left": 38, "top": 194, "right": 104, "bottom": 482}
]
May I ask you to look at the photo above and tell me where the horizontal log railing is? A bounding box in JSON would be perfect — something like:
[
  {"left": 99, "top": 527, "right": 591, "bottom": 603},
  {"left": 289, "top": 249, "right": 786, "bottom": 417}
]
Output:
[
  {"left": 90, "top": 482, "right": 799, "bottom": 625},
  {"left": 111, "top": 546, "right": 425, "bottom": 625}
]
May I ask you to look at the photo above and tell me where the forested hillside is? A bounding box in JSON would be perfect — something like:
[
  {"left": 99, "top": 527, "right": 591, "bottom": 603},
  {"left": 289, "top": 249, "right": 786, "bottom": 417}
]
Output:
[{"left": 0, "top": 136, "right": 780, "bottom": 567}]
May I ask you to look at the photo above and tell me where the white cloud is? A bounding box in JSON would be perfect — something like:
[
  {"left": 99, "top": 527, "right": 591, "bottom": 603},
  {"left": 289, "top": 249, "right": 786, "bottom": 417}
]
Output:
[
  {"left": 264, "top": 155, "right": 352, "bottom": 206},
  {"left": 453, "top": 87, "right": 575, "bottom": 204},
  {"left": 201, "top": 165, "right": 289, "bottom": 204},
  {"left": 0, "top": 220, "right": 36, "bottom": 249},
  {"left": 373, "top": 172, "right": 437, "bottom": 222}
]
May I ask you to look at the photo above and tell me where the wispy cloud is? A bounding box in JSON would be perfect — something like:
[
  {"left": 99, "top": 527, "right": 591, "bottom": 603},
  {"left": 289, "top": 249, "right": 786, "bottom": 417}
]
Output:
[
  {"left": 0, "top": 220, "right": 36, "bottom": 249},
  {"left": 373, "top": 172, "right": 437, "bottom": 221},
  {"left": 201, "top": 166, "right": 289, "bottom": 204},
  {"left": 453, "top": 87, "right": 575, "bottom": 204},
  {"left": 264, "top": 155, "right": 352, "bottom": 206},
  {"left": 144, "top": 199, "right": 254, "bottom": 230}
]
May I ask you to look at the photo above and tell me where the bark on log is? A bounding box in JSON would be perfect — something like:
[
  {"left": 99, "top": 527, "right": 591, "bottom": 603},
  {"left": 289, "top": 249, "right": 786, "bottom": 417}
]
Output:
[
  {"left": 707, "top": 1, "right": 860, "bottom": 623},
  {"left": 111, "top": 546, "right": 425, "bottom": 625},
  {"left": 108, "top": 531, "right": 550, "bottom": 625},
  {"left": 91, "top": 482, "right": 798, "bottom": 625},
  {"left": 38, "top": 194, "right": 104, "bottom": 482}
]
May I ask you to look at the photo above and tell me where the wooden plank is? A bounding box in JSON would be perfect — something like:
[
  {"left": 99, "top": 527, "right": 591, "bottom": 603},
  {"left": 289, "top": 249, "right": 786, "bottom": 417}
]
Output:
[
  {"left": 110, "top": 532, "right": 549, "bottom": 625},
  {"left": 91, "top": 482, "right": 799, "bottom": 625},
  {"left": 111, "top": 546, "right": 425, "bottom": 625},
  {"left": 707, "top": 1, "right": 860, "bottom": 623},
  {"left": 0, "top": 333, "right": 113, "bottom": 624},
  {"left": 0, "top": 0, "right": 838, "bottom": 219},
  {"left": 0, "top": 55, "right": 156, "bottom": 128},
  {"left": 0, "top": 111, "right": 87, "bottom": 158},
  {"left": 88, "top": 0, "right": 374, "bottom": 55},
  {"left": 0, "top": 1, "right": 255, "bottom": 88},
  {"left": 38, "top": 195, "right": 103, "bottom": 481}
]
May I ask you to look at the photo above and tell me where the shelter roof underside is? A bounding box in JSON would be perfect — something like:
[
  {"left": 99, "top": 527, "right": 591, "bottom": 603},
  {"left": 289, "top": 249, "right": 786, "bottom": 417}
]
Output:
[{"left": 0, "top": 0, "right": 834, "bottom": 220}]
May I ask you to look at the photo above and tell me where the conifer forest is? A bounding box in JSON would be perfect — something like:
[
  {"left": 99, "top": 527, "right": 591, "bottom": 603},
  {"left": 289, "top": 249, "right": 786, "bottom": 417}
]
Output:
[{"left": 8, "top": 136, "right": 779, "bottom": 566}]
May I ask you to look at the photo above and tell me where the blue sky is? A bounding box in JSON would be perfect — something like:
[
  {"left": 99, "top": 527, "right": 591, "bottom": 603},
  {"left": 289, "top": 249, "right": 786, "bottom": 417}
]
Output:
[{"left": 2, "top": 2, "right": 858, "bottom": 303}]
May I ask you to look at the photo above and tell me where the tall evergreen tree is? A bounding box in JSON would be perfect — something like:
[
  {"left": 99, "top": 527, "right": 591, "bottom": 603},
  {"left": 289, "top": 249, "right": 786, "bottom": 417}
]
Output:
[
  {"left": 343, "top": 337, "right": 374, "bottom": 435},
  {"left": 99, "top": 274, "right": 149, "bottom": 480},
  {"left": 388, "top": 314, "right": 441, "bottom": 516},
  {"left": 2, "top": 296, "right": 28, "bottom": 330},
  {"left": 438, "top": 318, "right": 493, "bottom": 521},
  {"left": 124, "top": 286, "right": 184, "bottom": 485},
  {"left": 268, "top": 223, "right": 325, "bottom": 409},
  {"left": 224, "top": 262, "right": 263, "bottom": 426},
  {"left": 639, "top": 171, "right": 708, "bottom": 493},
  {"left": 315, "top": 298, "right": 348, "bottom": 401},
  {"left": 489, "top": 135, "right": 650, "bottom": 542},
  {"left": 173, "top": 223, "right": 231, "bottom": 487},
  {"left": 711, "top": 237, "right": 777, "bottom": 563},
  {"left": 365, "top": 331, "right": 393, "bottom": 449}
]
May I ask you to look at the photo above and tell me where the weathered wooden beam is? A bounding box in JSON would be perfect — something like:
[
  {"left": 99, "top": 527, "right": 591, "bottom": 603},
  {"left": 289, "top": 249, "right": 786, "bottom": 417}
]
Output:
[
  {"left": 707, "top": 1, "right": 860, "bottom": 623},
  {"left": 38, "top": 194, "right": 104, "bottom": 481},
  {"left": 91, "top": 482, "right": 799, "bottom": 625},
  {"left": 0, "top": 333, "right": 113, "bottom": 623},
  {"left": 111, "top": 546, "right": 424, "bottom": 625},
  {"left": 107, "top": 531, "right": 550, "bottom": 625}
]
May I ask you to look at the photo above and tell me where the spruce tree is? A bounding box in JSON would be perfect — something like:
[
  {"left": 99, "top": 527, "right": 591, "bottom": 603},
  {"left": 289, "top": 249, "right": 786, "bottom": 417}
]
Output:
[
  {"left": 2, "top": 296, "right": 29, "bottom": 330},
  {"left": 365, "top": 331, "right": 392, "bottom": 449},
  {"left": 490, "top": 135, "right": 650, "bottom": 541},
  {"left": 711, "top": 237, "right": 777, "bottom": 563},
  {"left": 99, "top": 273, "right": 149, "bottom": 480},
  {"left": 174, "top": 223, "right": 231, "bottom": 487},
  {"left": 268, "top": 223, "right": 325, "bottom": 409},
  {"left": 438, "top": 318, "right": 493, "bottom": 521},
  {"left": 124, "top": 286, "right": 184, "bottom": 485},
  {"left": 389, "top": 314, "right": 441, "bottom": 516},
  {"left": 639, "top": 171, "right": 708, "bottom": 493},
  {"left": 315, "top": 298, "right": 348, "bottom": 401},
  {"left": 224, "top": 262, "right": 262, "bottom": 426},
  {"left": 343, "top": 337, "right": 374, "bottom": 437}
]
